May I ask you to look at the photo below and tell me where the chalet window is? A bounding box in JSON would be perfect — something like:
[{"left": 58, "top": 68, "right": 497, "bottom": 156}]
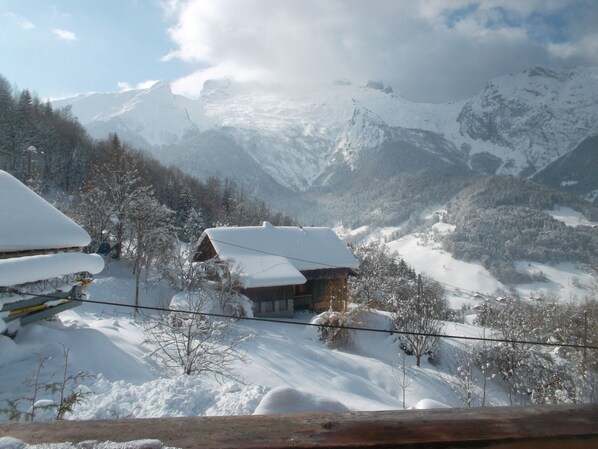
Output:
[
  {"left": 278, "top": 299, "right": 288, "bottom": 312},
  {"left": 264, "top": 301, "right": 275, "bottom": 313}
]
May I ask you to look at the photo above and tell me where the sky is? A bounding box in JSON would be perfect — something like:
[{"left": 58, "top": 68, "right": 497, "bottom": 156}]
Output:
[{"left": 1, "top": 0, "right": 597, "bottom": 103}]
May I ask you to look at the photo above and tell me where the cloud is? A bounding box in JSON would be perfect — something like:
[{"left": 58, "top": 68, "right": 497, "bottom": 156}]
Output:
[
  {"left": 163, "top": 0, "right": 598, "bottom": 102},
  {"left": 53, "top": 28, "right": 77, "bottom": 41},
  {"left": 549, "top": 34, "right": 598, "bottom": 61},
  {"left": 4, "top": 12, "right": 35, "bottom": 30},
  {"left": 117, "top": 80, "right": 161, "bottom": 92}
]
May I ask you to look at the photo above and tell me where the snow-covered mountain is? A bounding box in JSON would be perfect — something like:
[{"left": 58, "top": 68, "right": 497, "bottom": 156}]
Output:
[
  {"left": 53, "top": 81, "right": 198, "bottom": 149},
  {"left": 53, "top": 66, "right": 598, "bottom": 204},
  {"left": 456, "top": 66, "right": 598, "bottom": 177}
]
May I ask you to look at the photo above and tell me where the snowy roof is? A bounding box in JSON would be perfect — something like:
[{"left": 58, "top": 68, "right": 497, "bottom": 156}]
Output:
[
  {"left": 0, "top": 253, "right": 104, "bottom": 287},
  {"left": 0, "top": 170, "right": 91, "bottom": 252},
  {"left": 200, "top": 222, "right": 359, "bottom": 289}
]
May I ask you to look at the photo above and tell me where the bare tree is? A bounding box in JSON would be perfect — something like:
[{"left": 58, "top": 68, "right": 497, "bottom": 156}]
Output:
[
  {"left": 350, "top": 242, "right": 416, "bottom": 310},
  {"left": 393, "top": 274, "right": 446, "bottom": 367},
  {"left": 452, "top": 345, "right": 480, "bottom": 408},
  {"left": 144, "top": 288, "right": 248, "bottom": 377},
  {"left": 204, "top": 258, "right": 249, "bottom": 317},
  {"left": 125, "top": 191, "right": 175, "bottom": 311},
  {"left": 392, "top": 350, "right": 414, "bottom": 409},
  {"left": 1, "top": 347, "right": 92, "bottom": 421}
]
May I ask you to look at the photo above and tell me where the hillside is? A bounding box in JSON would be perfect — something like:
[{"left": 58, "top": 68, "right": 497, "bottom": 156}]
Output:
[
  {"left": 0, "top": 76, "right": 294, "bottom": 234},
  {"left": 534, "top": 134, "right": 598, "bottom": 204},
  {"left": 443, "top": 176, "right": 598, "bottom": 283}
]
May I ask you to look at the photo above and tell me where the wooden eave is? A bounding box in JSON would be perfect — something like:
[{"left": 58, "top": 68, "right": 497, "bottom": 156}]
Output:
[
  {"left": 0, "top": 247, "right": 83, "bottom": 260},
  {"left": 193, "top": 235, "right": 217, "bottom": 262},
  {"left": 301, "top": 267, "right": 352, "bottom": 281}
]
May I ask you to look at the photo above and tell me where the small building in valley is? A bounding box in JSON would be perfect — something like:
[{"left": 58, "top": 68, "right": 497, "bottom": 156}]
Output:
[
  {"left": 193, "top": 222, "right": 359, "bottom": 317},
  {"left": 0, "top": 170, "right": 104, "bottom": 335}
]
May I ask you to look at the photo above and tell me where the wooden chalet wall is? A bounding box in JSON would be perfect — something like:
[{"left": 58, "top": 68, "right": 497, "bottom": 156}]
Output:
[
  {"left": 243, "top": 268, "right": 350, "bottom": 317},
  {"left": 193, "top": 237, "right": 217, "bottom": 262},
  {"left": 303, "top": 268, "right": 350, "bottom": 313},
  {"left": 193, "top": 235, "right": 354, "bottom": 317},
  {"left": 244, "top": 285, "right": 295, "bottom": 318}
]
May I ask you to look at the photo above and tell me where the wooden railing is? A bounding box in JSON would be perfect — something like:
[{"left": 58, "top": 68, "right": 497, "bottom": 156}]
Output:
[{"left": 1, "top": 404, "right": 597, "bottom": 448}]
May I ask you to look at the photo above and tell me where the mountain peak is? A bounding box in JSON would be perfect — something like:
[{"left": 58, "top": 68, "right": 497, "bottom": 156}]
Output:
[
  {"left": 364, "top": 80, "right": 394, "bottom": 94},
  {"left": 201, "top": 79, "right": 232, "bottom": 98},
  {"left": 147, "top": 80, "right": 168, "bottom": 91},
  {"left": 526, "top": 66, "right": 565, "bottom": 81}
]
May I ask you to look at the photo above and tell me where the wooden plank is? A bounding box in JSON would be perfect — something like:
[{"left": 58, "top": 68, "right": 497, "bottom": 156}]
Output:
[
  {"left": 0, "top": 247, "right": 81, "bottom": 260},
  {"left": 1, "top": 404, "right": 597, "bottom": 448}
]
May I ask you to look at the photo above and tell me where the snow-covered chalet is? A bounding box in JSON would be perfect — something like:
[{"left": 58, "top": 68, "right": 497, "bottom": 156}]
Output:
[
  {"left": 193, "top": 222, "right": 359, "bottom": 317},
  {"left": 0, "top": 170, "right": 104, "bottom": 335}
]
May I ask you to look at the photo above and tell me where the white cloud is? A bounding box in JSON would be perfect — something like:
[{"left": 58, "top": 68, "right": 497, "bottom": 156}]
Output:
[
  {"left": 117, "top": 80, "right": 161, "bottom": 92},
  {"left": 53, "top": 28, "right": 77, "bottom": 41},
  {"left": 4, "top": 12, "right": 35, "bottom": 30},
  {"left": 20, "top": 20, "right": 34, "bottom": 30},
  {"left": 548, "top": 34, "right": 598, "bottom": 63},
  {"left": 163, "top": 0, "right": 598, "bottom": 102}
]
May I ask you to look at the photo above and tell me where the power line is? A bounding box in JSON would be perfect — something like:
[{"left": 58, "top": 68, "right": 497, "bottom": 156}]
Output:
[
  {"left": 208, "top": 237, "right": 500, "bottom": 301},
  {"left": 206, "top": 237, "right": 576, "bottom": 304},
  {"left": 207, "top": 237, "right": 351, "bottom": 270},
  {"left": 13, "top": 290, "right": 598, "bottom": 351}
]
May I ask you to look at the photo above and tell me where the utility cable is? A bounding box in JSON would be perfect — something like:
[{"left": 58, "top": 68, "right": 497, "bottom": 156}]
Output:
[
  {"left": 207, "top": 237, "right": 349, "bottom": 270},
  {"left": 12, "top": 291, "right": 598, "bottom": 351},
  {"left": 206, "top": 237, "right": 582, "bottom": 304}
]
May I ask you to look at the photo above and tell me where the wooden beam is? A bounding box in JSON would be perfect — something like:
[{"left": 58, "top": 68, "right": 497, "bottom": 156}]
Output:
[
  {"left": 0, "top": 247, "right": 81, "bottom": 260},
  {"left": 1, "top": 404, "right": 597, "bottom": 448}
]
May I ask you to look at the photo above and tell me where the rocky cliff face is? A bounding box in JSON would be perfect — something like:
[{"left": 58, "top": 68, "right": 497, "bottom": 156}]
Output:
[{"left": 456, "top": 66, "right": 598, "bottom": 177}]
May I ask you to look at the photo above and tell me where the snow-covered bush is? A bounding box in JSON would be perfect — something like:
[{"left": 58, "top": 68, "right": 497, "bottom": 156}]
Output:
[
  {"left": 312, "top": 306, "right": 363, "bottom": 349},
  {"left": 475, "top": 297, "right": 598, "bottom": 405}
]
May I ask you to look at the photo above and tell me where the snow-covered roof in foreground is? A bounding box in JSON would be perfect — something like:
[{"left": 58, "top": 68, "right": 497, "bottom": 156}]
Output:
[
  {"left": 0, "top": 253, "right": 104, "bottom": 287},
  {"left": 0, "top": 170, "right": 91, "bottom": 252},
  {"left": 202, "top": 222, "right": 359, "bottom": 288}
]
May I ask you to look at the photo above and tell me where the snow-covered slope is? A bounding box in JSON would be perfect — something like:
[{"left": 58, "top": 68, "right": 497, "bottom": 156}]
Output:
[
  {"left": 455, "top": 66, "right": 598, "bottom": 176},
  {"left": 0, "top": 259, "right": 510, "bottom": 422},
  {"left": 52, "top": 66, "right": 598, "bottom": 196},
  {"left": 53, "top": 81, "right": 198, "bottom": 148}
]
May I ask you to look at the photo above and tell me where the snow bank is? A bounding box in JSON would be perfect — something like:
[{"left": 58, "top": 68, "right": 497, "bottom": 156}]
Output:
[
  {"left": 0, "top": 171, "right": 91, "bottom": 252},
  {"left": 411, "top": 399, "right": 450, "bottom": 409},
  {"left": 253, "top": 386, "right": 350, "bottom": 415},
  {"left": 0, "top": 437, "right": 26, "bottom": 449},
  {"left": 0, "top": 437, "right": 178, "bottom": 449},
  {"left": 170, "top": 288, "right": 254, "bottom": 317},
  {"left": 0, "top": 253, "right": 104, "bottom": 287},
  {"left": 71, "top": 375, "right": 266, "bottom": 419}
]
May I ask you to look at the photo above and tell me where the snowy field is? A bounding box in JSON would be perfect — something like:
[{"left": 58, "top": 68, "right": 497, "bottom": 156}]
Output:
[
  {"left": 0, "top": 256, "right": 516, "bottom": 424},
  {"left": 544, "top": 206, "right": 598, "bottom": 228},
  {"left": 1, "top": 217, "right": 595, "bottom": 424},
  {"left": 383, "top": 221, "right": 595, "bottom": 305}
]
